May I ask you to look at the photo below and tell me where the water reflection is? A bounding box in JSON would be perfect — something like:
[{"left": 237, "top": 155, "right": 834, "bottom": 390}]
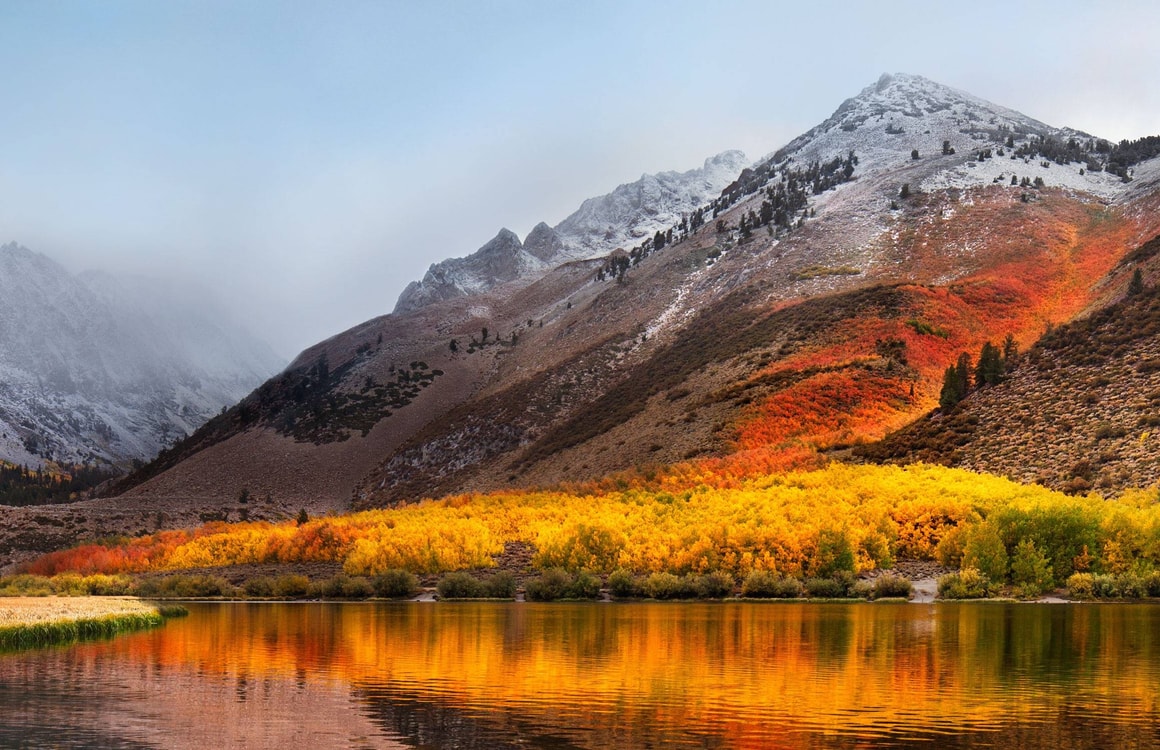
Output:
[{"left": 1, "top": 602, "right": 1158, "bottom": 748}]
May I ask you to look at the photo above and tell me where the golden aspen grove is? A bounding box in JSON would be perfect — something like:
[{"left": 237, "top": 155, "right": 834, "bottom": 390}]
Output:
[{"left": 23, "top": 464, "right": 1160, "bottom": 592}]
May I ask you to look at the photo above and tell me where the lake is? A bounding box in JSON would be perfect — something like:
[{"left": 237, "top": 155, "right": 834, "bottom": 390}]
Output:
[{"left": 1, "top": 601, "right": 1158, "bottom": 748}]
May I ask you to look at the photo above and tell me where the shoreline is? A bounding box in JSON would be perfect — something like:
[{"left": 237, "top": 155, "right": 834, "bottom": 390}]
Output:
[{"left": 0, "top": 596, "right": 178, "bottom": 649}]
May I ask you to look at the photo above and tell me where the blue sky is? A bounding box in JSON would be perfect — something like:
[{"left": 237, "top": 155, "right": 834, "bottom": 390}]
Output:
[{"left": 2, "top": 0, "right": 1158, "bottom": 358}]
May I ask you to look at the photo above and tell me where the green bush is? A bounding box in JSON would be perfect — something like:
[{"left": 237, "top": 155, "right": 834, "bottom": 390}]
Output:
[
  {"left": 988, "top": 503, "right": 1100, "bottom": 583},
  {"left": 526, "top": 569, "right": 602, "bottom": 601},
  {"left": 810, "top": 529, "right": 856, "bottom": 578},
  {"left": 48, "top": 573, "right": 89, "bottom": 596},
  {"left": 962, "top": 526, "right": 1008, "bottom": 584},
  {"left": 935, "top": 525, "right": 968, "bottom": 569},
  {"left": 1091, "top": 573, "right": 1119, "bottom": 598},
  {"left": 317, "top": 574, "right": 373, "bottom": 599},
  {"left": 177, "top": 575, "right": 232, "bottom": 597},
  {"left": 137, "top": 574, "right": 235, "bottom": 598},
  {"left": 607, "top": 568, "right": 640, "bottom": 598},
  {"left": 80, "top": 574, "right": 133, "bottom": 596},
  {"left": 804, "top": 577, "right": 846, "bottom": 598},
  {"left": 642, "top": 572, "right": 691, "bottom": 599},
  {"left": 436, "top": 572, "right": 486, "bottom": 599},
  {"left": 849, "top": 579, "right": 875, "bottom": 599},
  {"left": 243, "top": 577, "right": 275, "bottom": 597},
  {"left": 1066, "top": 572, "right": 1095, "bottom": 598},
  {"left": 526, "top": 569, "right": 573, "bottom": 601},
  {"left": 1115, "top": 572, "right": 1148, "bottom": 599},
  {"left": 937, "top": 568, "right": 992, "bottom": 599},
  {"left": 1011, "top": 539, "right": 1054, "bottom": 597},
  {"left": 694, "top": 571, "right": 734, "bottom": 599},
  {"left": 741, "top": 571, "right": 802, "bottom": 599},
  {"left": 272, "top": 574, "right": 312, "bottom": 599},
  {"left": 484, "top": 571, "right": 517, "bottom": 599},
  {"left": 0, "top": 574, "right": 54, "bottom": 597},
  {"left": 568, "top": 571, "right": 602, "bottom": 600},
  {"left": 373, "top": 569, "right": 420, "bottom": 599},
  {"left": 873, "top": 574, "right": 913, "bottom": 599},
  {"left": 1146, "top": 571, "right": 1160, "bottom": 598}
]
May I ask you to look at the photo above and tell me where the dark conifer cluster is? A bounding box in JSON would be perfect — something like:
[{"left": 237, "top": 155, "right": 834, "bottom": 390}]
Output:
[
  {"left": 0, "top": 463, "right": 119, "bottom": 506},
  {"left": 939, "top": 334, "right": 1018, "bottom": 410},
  {"left": 598, "top": 152, "right": 858, "bottom": 282},
  {"left": 1008, "top": 133, "right": 1160, "bottom": 181}
]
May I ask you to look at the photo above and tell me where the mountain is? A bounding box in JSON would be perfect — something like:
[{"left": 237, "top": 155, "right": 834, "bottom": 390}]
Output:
[
  {"left": 394, "top": 150, "right": 750, "bottom": 313},
  {"left": 0, "top": 243, "right": 283, "bottom": 469},
  {"left": 10, "top": 72, "right": 1160, "bottom": 567}
]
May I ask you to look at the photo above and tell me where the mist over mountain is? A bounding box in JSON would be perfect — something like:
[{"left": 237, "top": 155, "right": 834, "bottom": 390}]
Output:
[{"left": 0, "top": 242, "right": 283, "bottom": 468}]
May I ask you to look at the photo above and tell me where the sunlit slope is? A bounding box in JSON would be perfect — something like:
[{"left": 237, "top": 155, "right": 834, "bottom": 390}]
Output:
[{"left": 861, "top": 233, "right": 1160, "bottom": 493}]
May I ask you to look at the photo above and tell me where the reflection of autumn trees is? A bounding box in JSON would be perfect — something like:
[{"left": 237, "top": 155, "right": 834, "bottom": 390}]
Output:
[
  {"left": 107, "top": 602, "right": 1160, "bottom": 748},
  {"left": 26, "top": 464, "right": 1160, "bottom": 588}
]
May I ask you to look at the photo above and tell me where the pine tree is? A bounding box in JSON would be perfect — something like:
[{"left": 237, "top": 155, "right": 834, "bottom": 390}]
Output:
[
  {"left": 956, "top": 352, "right": 972, "bottom": 399},
  {"left": 1128, "top": 268, "right": 1145, "bottom": 297},
  {"left": 1002, "top": 333, "right": 1018, "bottom": 364},
  {"left": 975, "top": 341, "right": 1004, "bottom": 387},
  {"left": 939, "top": 364, "right": 961, "bottom": 410}
]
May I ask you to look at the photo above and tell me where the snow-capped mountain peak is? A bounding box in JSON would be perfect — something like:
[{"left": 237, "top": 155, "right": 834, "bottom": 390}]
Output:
[{"left": 772, "top": 72, "right": 1065, "bottom": 175}]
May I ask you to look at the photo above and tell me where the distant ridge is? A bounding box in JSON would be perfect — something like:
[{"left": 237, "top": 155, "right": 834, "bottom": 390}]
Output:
[{"left": 0, "top": 242, "right": 283, "bottom": 468}]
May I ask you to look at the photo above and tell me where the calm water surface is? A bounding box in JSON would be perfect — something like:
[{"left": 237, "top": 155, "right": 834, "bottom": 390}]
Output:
[{"left": 1, "top": 601, "right": 1159, "bottom": 748}]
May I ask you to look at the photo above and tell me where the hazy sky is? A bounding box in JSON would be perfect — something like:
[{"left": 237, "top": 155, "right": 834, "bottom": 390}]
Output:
[{"left": 2, "top": 0, "right": 1158, "bottom": 359}]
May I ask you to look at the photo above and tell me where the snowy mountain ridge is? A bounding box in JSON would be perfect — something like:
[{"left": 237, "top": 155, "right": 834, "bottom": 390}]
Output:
[
  {"left": 394, "top": 73, "right": 1142, "bottom": 316},
  {"left": 0, "top": 242, "right": 284, "bottom": 468},
  {"left": 394, "top": 150, "right": 750, "bottom": 313}
]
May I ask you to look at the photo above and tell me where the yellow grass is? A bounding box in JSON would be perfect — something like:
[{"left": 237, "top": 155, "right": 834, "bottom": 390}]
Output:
[{"left": 0, "top": 596, "right": 160, "bottom": 628}]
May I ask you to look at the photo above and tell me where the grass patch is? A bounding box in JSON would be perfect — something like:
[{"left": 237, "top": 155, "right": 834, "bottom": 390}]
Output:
[
  {"left": 0, "top": 612, "right": 163, "bottom": 650},
  {"left": 0, "top": 598, "right": 179, "bottom": 651}
]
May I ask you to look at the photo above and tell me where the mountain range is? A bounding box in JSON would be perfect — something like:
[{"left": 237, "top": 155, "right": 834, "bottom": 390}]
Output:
[
  {"left": 0, "top": 243, "right": 283, "bottom": 469},
  {"left": 394, "top": 149, "right": 749, "bottom": 312},
  {"left": 4, "top": 72, "right": 1160, "bottom": 565}
]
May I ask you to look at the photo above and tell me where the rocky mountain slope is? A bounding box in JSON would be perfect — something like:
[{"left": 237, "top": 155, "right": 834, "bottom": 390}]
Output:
[
  {"left": 49, "top": 73, "right": 1160, "bottom": 529},
  {"left": 394, "top": 150, "right": 750, "bottom": 312},
  {"left": 0, "top": 243, "right": 283, "bottom": 468}
]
